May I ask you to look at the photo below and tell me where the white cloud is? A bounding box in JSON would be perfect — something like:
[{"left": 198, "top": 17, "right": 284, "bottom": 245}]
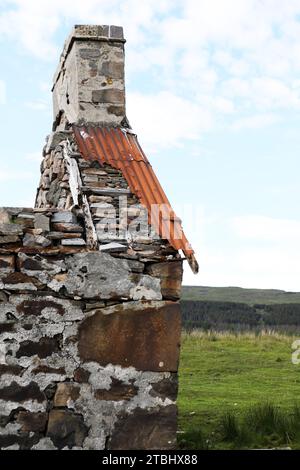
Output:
[
  {"left": 231, "top": 113, "right": 280, "bottom": 131},
  {"left": 0, "top": 80, "right": 6, "bottom": 104},
  {"left": 1, "top": 0, "right": 300, "bottom": 139},
  {"left": 0, "top": 0, "right": 173, "bottom": 59},
  {"left": 183, "top": 213, "right": 300, "bottom": 291},
  {"left": 127, "top": 90, "right": 212, "bottom": 148},
  {"left": 232, "top": 215, "right": 300, "bottom": 242},
  {"left": 223, "top": 77, "right": 300, "bottom": 112},
  {"left": 251, "top": 77, "right": 300, "bottom": 110},
  {"left": 231, "top": 247, "right": 300, "bottom": 292}
]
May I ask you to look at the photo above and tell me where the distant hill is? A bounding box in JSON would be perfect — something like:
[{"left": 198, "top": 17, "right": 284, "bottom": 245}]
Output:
[
  {"left": 182, "top": 286, "right": 300, "bottom": 305},
  {"left": 181, "top": 286, "right": 300, "bottom": 332}
]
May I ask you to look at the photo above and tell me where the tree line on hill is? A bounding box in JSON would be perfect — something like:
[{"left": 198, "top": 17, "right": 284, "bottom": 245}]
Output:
[{"left": 181, "top": 300, "right": 300, "bottom": 333}]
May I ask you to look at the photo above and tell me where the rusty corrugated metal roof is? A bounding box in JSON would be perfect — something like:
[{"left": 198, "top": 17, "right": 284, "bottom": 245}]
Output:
[{"left": 73, "top": 125, "right": 199, "bottom": 273}]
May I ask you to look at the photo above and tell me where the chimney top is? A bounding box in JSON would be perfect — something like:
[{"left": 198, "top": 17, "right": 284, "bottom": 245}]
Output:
[
  {"left": 53, "top": 25, "right": 125, "bottom": 86},
  {"left": 52, "top": 25, "right": 127, "bottom": 130}
]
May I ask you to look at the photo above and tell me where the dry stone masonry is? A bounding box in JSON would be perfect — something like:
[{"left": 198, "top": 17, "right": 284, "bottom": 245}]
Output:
[
  {"left": 0, "top": 25, "right": 197, "bottom": 450},
  {"left": 52, "top": 25, "right": 127, "bottom": 129}
]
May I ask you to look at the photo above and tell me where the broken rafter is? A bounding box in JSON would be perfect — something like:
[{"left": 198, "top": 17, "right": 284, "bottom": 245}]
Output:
[{"left": 61, "top": 140, "right": 98, "bottom": 250}]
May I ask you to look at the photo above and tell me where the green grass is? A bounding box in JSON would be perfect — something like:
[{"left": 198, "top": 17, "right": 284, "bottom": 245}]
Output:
[
  {"left": 182, "top": 286, "right": 300, "bottom": 305},
  {"left": 178, "top": 330, "right": 300, "bottom": 449}
]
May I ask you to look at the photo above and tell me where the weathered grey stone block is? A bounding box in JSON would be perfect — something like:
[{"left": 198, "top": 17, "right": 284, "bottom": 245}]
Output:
[
  {"left": 0, "top": 224, "right": 23, "bottom": 236},
  {"left": 79, "top": 48, "right": 101, "bottom": 59},
  {"left": 34, "top": 214, "right": 50, "bottom": 232},
  {"left": 23, "top": 233, "right": 51, "bottom": 248},
  {"left": 99, "top": 61, "right": 124, "bottom": 79},
  {"left": 51, "top": 211, "right": 78, "bottom": 224},
  {"left": 60, "top": 252, "right": 161, "bottom": 300},
  {"left": 109, "top": 25, "right": 124, "bottom": 40},
  {"left": 0, "top": 294, "right": 84, "bottom": 323},
  {"left": 92, "top": 89, "right": 124, "bottom": 104}
]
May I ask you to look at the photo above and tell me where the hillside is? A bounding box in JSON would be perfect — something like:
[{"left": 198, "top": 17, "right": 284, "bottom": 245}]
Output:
[
  {"left": 181, "top": 286, "right": 300, "bottom": 333},
  {"left": 182, "top": 286, "right": 300, "bottom": 305}
]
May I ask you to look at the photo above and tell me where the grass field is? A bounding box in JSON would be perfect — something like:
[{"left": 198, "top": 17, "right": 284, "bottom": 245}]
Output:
[{"left": 178, "top": 331, "right": 300, "bottom": 449}]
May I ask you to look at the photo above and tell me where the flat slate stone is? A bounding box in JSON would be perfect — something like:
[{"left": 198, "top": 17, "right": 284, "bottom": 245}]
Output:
[
  {"left": 82, "top": 187, "right": 131, "bottom": 196},
  {"left": 0, "top": 224, "right": 23, "bottom": 236},
  {"left": 108, "top": 405, "right": 177, "bottom": 450},
  {"left": 99, "top": 242, "right": 127, "bottom": 253},
  {"left": 61, "top": 238, "right": 86, "bottom": 246},
  {"left": 51, "top": 211, "right": 78, "bottom": 224},
  {"left": 78, "top": 301, "right": 181, "bottom": 371},
  {"left": 0, "top": 235, "right": 19, "bottom": 244}
]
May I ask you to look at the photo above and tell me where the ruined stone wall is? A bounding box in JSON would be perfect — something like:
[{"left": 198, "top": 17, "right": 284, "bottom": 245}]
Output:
[
  {"left": 0, "top": 23, "right": 187, "bottom": 451},
  {"left": 0, "top": 204, "right": 182, "bottom": 450}
]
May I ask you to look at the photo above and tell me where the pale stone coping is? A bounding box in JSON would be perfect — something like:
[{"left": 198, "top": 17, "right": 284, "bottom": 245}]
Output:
[{"left": 52, "top": 24, "right": 126, "bottom": 88}]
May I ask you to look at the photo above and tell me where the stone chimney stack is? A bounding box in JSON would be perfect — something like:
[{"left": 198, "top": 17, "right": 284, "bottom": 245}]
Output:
[{"left": 52, "top": 25, "right": 127, "bottom": 130}]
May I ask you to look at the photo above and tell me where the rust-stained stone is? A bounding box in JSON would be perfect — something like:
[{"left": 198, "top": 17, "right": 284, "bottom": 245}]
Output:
[
  {"left": 78, "top": 301, "right": 181, "bottom": 372},
  {"left": 16, "top": 298, "right": 64, "bottom": 316},
  {"left": 0, "top": 382, "right": 45, "bottom": 403},
  {"left": 47, "top": 232, "right": 83, "bottom": 240},
  {"left": 16, "top": 335, "right": 61, "bottom": 359},
  {"left": 146, "top": 261, "right": 183, "bottom": 301},
  {"left": 18, "top": 253, "right": 65, "bottom": 275},
  {"left": 74, "top": 367, "right": 90, "bottom": 383},
  {"left": 52, "top": 223, "right": 84, "bottom": 233},
  {"left": 150, "top": 374, "right": 178, "bottom": 401},
  {"left": 94, "top": 378, "right": 138, "bottom": 401},
  {"left": 32, "top": 365, "right": 66, "bottom": 375},
  {"left": 107, "top": 105, "right": 125, "bottom": 116},
  {"left": 0, "top": 433, "right": 40, "bottom": 450},
  {"left": 92, "top": 89, "right": 124, "bottom": 104},
  {"left": 17, "top": 411, "right": 48, "bottom": 433},
  {"left": 0, "top": 272, "right": 41, "bottom": 290},
  {"left": 108, "top": 405, "right": 177, "bottom": 450},
  {"left": 47, "top": 410, "right": 88, "bottom": 449},
  {"left": 54, "top": 383, "right": 80, "bottom": 407},
  {"left": 0, "top": 246, "right": 60, "bottom": 256},
  {"left": 1, "top": 295, "right": 83, "bottom": 323},
  {"left": 0, "top": 364, "right": 24, "bottom": 376}
]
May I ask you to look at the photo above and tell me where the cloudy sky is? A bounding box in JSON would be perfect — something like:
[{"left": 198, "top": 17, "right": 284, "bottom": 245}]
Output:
[{"left": 0, "top": 0, "right": 300, "bottom": 290}]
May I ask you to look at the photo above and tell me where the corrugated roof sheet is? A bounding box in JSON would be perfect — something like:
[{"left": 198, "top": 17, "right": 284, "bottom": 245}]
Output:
[{"left": 73, "top": 125, "right": 199, "bottom": 273}]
